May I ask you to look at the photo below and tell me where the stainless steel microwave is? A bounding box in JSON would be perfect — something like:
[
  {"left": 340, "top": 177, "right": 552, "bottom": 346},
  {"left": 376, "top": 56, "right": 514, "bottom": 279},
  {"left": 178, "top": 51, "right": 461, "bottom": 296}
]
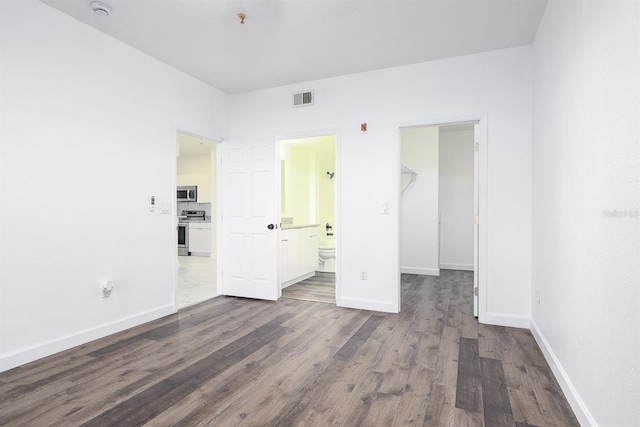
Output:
[{"left": 177, "top": 185, "right": 197, "bottom": 202}]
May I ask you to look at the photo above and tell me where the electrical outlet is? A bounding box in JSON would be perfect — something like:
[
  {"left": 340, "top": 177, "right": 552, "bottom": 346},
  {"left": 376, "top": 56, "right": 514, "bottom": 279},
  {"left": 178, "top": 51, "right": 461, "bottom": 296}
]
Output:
[
  {"left": 360, "top": 270, "right": 367, "bottom": 280},
  {"left": 102, "top": 281, "right": 114, "bottom": 298}
]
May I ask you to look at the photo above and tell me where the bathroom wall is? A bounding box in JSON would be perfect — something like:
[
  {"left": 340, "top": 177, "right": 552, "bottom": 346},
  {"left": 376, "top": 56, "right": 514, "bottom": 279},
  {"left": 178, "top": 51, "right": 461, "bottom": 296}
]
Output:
[
  {"left": 439, "top": 127, "right": 474, "bottom": 270},
  {"left": 314, "top": 139, "right": 337, "bottom": 246},
  {"left": 400, "top": 127, "right": 440, "bottom": 275},
  {"left": 280, "top": 136, "right": 336, "bottom": 236},
  {"left": 281, "top": 141, "right": 317, "bottom": 225}
]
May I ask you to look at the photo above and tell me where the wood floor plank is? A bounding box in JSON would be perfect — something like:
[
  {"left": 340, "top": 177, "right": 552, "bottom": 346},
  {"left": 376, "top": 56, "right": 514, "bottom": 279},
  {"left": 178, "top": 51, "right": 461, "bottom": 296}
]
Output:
[
  {"left": 195, "top": 306, "right": 364, "bottom": 426},
  {"left": 502, "top": 364, "right": 546, "bottom": 426},
  {"left": 391, "top": 367, "right": 437, "bottom": 426},
  {"left": 333, "top": 314, "right": 383, "bottom": 361},
  {"left": 525, "top": 364, "right": 580, "bottom": 426},
  {"left": 81, "top": 314, "right": 295, "bottom": 426},
  {"left": 452, "top": 406, "right": 485, "bottom": 427},
  {"left": 0, "top": 271, "right": 581, "bottom": 427},
  {"left": 281, "top": 272, "right": 335, "bottom": 304},
  {"left": 479, "top": 357, "right": 516, "bottom": 427},
  {"left": 423, "top": 383, "right": 457, "bottom": 427},
  {"left": 455, "top": 337, "right": 482, "bottom": 413},
  {"left": 435, "top": 326, "right": 460, "bottom": 387},
  {"left": 168, "top": 306, "right": 371, "bottom": 426}
]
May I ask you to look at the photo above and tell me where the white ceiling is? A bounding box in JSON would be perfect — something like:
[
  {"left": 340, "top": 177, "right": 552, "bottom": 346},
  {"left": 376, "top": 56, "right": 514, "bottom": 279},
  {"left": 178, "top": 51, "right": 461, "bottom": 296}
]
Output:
[{"left": 39, "top": 0, "right": 548, "bottom": 94}]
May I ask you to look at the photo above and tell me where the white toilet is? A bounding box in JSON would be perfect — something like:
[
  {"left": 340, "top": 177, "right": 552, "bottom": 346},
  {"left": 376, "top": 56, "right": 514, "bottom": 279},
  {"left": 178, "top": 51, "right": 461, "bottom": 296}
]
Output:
[{"left": 318, "top": 242, "right": 336, "bottom": 273}]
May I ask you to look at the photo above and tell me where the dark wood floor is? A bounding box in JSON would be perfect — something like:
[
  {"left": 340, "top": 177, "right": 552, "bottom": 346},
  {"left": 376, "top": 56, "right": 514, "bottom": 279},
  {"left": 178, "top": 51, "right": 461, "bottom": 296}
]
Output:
[
  {"left": 0, "top": 271, "right": 579, "bottom": 426},
  {"left": 281, "top": 272, "right": 335, "bottom": 304}
]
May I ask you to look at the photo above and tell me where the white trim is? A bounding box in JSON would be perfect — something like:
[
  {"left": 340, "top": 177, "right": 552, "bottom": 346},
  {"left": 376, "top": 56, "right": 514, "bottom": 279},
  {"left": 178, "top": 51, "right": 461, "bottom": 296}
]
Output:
[
  {"left": 216, "top": 142, "right": 223, "bottom": 297},
  {"left": 0, "top": 305, "right": 175, "bottom": 373},
  {"left": 338, "top": 297, "right": 397, "bottom": 313},
  {"left": 530, "top": 320, "right": 597, "bottom": 427},
  {"left": 440, "top": 263, "right": 474, "bottom": 271},
  {"left": 482, "top": 312, "right": 530, "bottom": 329},
  {"left": 400, "top": 267, "right": 440, "bottom": 276}
]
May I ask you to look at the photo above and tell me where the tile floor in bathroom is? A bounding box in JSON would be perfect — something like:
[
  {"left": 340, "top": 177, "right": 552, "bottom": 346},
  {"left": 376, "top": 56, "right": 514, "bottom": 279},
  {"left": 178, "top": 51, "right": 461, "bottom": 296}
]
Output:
[{"left": 177, "top": 255, "right": 218, "bottom": 309}]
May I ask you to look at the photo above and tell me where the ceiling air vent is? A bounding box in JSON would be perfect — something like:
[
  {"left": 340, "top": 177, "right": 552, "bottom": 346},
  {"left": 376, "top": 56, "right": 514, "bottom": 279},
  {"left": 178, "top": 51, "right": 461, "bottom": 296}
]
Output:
[{"left": 292, "top": 90, "right": 314, "bottom": 108}]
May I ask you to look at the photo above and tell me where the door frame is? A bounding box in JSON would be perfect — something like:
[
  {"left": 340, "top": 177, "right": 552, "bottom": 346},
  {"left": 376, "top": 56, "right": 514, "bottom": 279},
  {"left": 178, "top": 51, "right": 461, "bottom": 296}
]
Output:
[
  {"left": 395, "top": 114, "right": 487, "bottom": 321},
  {"left": 171, "top": 123, "right": 223, "bottom": 311},
  {"left": 276, "top": 128, "right": 342, "bottom": 306}
]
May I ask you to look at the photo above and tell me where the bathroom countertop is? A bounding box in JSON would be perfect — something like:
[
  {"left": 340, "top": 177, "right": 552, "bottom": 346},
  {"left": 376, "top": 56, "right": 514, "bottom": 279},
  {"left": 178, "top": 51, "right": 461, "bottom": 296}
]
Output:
[{"left": 281, "top": 224, "right": 320, "bottom": 230}]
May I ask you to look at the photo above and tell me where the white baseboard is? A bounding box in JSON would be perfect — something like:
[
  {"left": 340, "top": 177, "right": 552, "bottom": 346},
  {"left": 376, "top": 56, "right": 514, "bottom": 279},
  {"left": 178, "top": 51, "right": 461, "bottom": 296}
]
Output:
[
  {"left": 530, "top": 320, "right": 596, "bottom": 427},
  {"left": 338, "top": 296, "right": 398, "bottom": 313},
  {"left": 440, "top": 263, "right": 474, "bottom": 271},
  {"left": 481, "top": 312, "right": 530, "bottom": 329},
  {"left": 400, "top": 267, "right": 440, "bottom": 276},
  {"left": 0, "top": 304, "right": 176, "bottom": 373}
]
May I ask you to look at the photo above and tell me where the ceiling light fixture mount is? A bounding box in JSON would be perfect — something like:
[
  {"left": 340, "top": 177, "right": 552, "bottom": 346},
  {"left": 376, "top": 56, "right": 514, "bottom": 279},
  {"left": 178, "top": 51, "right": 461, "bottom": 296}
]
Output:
[
  {"left": 237, "top": 13, "right": 247, "bottom": 25},
  {"left": 91, "top": 1, "right": 112, "bottom": 17}
]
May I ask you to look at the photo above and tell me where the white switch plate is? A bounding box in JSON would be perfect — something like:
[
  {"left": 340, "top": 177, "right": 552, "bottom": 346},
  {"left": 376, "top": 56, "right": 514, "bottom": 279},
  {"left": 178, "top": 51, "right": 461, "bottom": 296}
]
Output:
[{"left": 160, "top": 201, "right": 170, "bottom": 214}]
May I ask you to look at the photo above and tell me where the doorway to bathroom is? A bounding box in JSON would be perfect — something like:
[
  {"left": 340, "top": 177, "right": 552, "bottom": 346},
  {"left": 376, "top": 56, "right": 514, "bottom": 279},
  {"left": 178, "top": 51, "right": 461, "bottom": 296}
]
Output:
[
  {"left": 279, "top": 134, "right": 337, "bottom": 304},
  {"left": 398, "top": 120, "right": 482, "bottom": 317}
]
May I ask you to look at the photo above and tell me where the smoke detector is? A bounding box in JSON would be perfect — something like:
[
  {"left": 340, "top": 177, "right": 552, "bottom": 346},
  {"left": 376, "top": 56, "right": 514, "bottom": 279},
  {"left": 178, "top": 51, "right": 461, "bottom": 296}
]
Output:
[{"left": 91, "top": 1, "right": 112, "bottom": 17}]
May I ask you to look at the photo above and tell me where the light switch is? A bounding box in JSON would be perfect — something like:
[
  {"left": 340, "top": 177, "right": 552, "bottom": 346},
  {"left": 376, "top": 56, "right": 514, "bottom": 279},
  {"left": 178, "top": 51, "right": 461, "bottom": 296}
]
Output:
[{"left": 160, "top": 201, "right": 170, "bottom": 214}]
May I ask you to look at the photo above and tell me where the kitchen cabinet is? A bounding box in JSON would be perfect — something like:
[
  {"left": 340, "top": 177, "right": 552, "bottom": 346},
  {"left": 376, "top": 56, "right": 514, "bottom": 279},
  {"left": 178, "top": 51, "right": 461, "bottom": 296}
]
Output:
[
  {"left": 188, "top": 222, "right": 212, "bottom": 255},
  {"left": 280, "top": 226, "right": 318, "bottom": 287},
  {"left": 280, "top": 239, "right": 290, "bottom": 283}
]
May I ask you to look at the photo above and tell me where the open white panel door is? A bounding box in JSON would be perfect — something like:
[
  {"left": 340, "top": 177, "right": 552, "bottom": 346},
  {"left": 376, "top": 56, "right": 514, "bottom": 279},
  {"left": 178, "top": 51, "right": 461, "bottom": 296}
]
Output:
[
  {"left": 473, "top": 123, "right": 480, "bottom": 317},
  {"left": 220, "top": 138, "right": 279, "bottom": 300}
]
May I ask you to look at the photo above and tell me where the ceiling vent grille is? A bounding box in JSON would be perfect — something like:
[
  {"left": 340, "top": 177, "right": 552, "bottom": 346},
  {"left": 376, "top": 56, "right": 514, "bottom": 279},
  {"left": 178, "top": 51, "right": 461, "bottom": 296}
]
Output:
[{"left": 292, "top": 90, "right": 314, "bottom": 108}]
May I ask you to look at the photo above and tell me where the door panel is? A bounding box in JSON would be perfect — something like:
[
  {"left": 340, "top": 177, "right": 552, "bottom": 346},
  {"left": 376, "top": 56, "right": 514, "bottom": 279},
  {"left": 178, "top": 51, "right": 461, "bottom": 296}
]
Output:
[{"left": 220, "top": 139, "right": 279, "bottom": 300}]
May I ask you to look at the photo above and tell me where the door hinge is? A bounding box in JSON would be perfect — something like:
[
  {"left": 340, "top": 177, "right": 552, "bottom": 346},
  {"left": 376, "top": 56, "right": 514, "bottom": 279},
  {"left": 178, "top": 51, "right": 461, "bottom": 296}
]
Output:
[
  {"left": 474, "top": 215, "right": 479, "bottom": 224},
  {"left": 475, "top": 142, "right": 480, "bottom": 151},
  {"left": 474, "top": 287, "right": 478, "bottom": 296}
]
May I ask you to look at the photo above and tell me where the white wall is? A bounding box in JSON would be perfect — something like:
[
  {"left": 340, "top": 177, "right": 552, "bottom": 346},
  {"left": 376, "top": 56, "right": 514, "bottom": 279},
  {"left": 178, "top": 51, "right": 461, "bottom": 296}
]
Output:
[
  {"left": 439, "top": 128, "right": 474, "bottom": 270},
  {"left": 281, "top": 142, "right": 317, "bottom": 225},
  {"left": 400, "top": 127, "right": 440, "bottom": 275},
  {"left": 531, "top": 1, "right": 640, "bottom": 426},
  {"left": 177, "top": 151, "right": 216, "bottom": 205},
  {"left": 0, "top": 0, "right": 229, "bottom": 371},
  {"left": 229, "top": 46, "right": 532, "bottom": 319}
]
